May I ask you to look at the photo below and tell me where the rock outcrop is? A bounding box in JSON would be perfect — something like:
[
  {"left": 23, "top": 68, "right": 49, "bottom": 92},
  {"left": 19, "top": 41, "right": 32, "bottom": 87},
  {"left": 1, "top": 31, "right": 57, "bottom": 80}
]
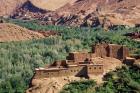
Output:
[{"left": 1, "top": 0, "right": 140, "bottom": 28}]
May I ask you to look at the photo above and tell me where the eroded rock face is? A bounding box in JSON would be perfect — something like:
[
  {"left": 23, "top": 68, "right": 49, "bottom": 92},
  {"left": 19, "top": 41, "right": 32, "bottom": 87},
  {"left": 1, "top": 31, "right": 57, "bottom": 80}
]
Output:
[
  {"left": 1, "top": 0, "right": 140, "bottom": 28},
  {"left": 10, "top": 0, "right": 140, "bottom": 28}
]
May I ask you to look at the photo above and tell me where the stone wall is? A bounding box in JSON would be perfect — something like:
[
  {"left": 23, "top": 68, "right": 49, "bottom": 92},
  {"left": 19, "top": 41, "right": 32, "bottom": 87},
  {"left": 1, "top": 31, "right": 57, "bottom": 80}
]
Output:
[{"left": 67, "top": 52, "right": 95, "bottom": 62}]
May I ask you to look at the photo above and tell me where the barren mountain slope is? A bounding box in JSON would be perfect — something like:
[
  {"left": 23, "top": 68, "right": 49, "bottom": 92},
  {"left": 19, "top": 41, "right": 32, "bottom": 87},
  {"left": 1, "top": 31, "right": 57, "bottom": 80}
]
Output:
[
  {"left": 59, "top": 0, "right": 140, "bottom": 27},
  {"left": 0, "top": 0, "right": 27, "bottom": 16},
  {"left": 11, "top": 0, "right": 140, "bottom": 28},
  {"left": 1, "top": 0, "right": 140, "bottom": 28},
  {"left": 31, "top": 0, "right": 77, "bottom": 11},
  {"left": 0, "top": 23, "right": 45, "bottom": 42},
  {"left": 57, "top": 0, "right": 103, "bottom": 14},
  {"left": 0, "top": 0, "right": 76, "bottom": 16}
]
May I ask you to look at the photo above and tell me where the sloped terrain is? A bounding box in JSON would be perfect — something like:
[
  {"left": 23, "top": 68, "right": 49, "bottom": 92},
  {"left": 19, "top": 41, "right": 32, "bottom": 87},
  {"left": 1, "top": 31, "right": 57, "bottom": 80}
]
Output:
[
  {"left": 56, "top": 0, "right": 140, "bottom": 27},
  {"left": 0, "top": 0, "right": 27, "bottom": 16},
  {"left": 0, "top": 23, "right": 45, "bottom": 42},
  {"left": 0, "top": 0, "right": 75, "bottom": 16},
  {"left": 1, "top": 0, "right": 139, "bottom": 28},
  {"left": 31, "top": 0, "right": 77, "bottom": 11},
  {"left": 12, "top": 0, "right": 140, "bottom": 28},
  {"left": 12, "top": 0, "right": 48, "bottom": 19}
]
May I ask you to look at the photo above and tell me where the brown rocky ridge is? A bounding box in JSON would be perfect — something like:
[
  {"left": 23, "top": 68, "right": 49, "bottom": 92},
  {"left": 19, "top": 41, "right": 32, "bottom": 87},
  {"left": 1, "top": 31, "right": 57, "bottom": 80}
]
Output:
[
  {"left": 0, "top": 0, "right": 140, "bottom": 28},
  {"left": 5, "top": 0, "right": 139, "bottom": 29},
  {"left": 0, "top": 0, "right": 27, "bottom": 17}
]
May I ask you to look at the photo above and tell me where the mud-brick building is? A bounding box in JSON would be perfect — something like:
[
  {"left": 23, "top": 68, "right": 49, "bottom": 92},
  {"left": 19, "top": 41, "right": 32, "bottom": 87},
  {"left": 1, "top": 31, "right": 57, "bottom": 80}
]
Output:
[
  {"left": 34, "top": 43, "right": 129, "bottom": 79},
  {"left": 92, "top": 43, "right": 129, "bottom": 60}
]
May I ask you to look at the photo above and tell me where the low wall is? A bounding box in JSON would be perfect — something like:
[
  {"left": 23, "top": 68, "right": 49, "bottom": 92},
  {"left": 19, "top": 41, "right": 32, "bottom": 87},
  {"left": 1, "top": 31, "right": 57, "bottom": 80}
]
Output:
[{"left": 34, "top": 64, "right": 104, "bottom": 79}]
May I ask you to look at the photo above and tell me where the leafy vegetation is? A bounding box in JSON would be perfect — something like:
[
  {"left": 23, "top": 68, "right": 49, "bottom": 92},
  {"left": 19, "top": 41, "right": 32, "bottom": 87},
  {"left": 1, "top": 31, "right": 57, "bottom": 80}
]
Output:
[
  {"left": 0, "top": 19, "right": 139, "bottom": 92},
  {"left": 60, "top": 66, "right": 140, "bottom": 93},
  {"left": 60, "top": 80, "right": 96, "bottom": 93},
  {"left": 95, "top": 66, "right": 140, "bottom": 93}
]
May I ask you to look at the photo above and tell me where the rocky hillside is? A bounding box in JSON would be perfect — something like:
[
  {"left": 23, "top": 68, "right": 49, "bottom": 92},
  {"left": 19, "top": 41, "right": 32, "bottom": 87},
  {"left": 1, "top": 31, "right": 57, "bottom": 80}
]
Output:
[
  {"left": 0, "top": 0, "right": 27, "bottom": 16},
  {"left": 31, "top": 0, "right": 77, "bottom": 11},
  {"left": 0, "top": 0, "right": 76, "bottom": 16},
  {"left": 0, "top": 0, "right": 140, "bottom": 28}
]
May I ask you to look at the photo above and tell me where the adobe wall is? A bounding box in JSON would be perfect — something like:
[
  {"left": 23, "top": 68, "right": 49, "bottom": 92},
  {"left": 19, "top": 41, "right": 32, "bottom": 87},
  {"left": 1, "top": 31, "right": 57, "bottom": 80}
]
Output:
[
  {"left": 108, "top": 45, "right": 123, "bottom": 59},
  {"left": 34, "top": 66, "right": 85, "bottom": 79},
  {"left": 34, "top": 64, "right": 104, "bottom": 79},
  {"left": 108, "top": 45, "right": 129, "bottom": 60},
  {"left": 68, "top": 66, "right": 85, "bottom": 77},
  {"left": 92, "top": 43, "right": 109, "bottom": 57},
  {"left": 122, "top": 46, "right": 129, "bottom": 59},
  {"left": 34, "top": 70, "right": 61, "bottom": 79},
  {"left": 92, "top": 43, "right": 129, "bottom": 60},
  {"left": 50, "top": 60, "right": 68, "bottom": 68},
  {"left": 87, "top": 65, "right": 103, "bottom": 75},
  {"left": 67, "top": 52, "right": 96, "bottom": 62}
]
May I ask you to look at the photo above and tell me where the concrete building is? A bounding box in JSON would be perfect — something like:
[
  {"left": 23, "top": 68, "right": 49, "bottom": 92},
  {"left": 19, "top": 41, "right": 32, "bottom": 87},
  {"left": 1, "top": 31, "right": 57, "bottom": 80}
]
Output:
[{"left": 34, "top": 43, "right": 129, "bottom": 79}]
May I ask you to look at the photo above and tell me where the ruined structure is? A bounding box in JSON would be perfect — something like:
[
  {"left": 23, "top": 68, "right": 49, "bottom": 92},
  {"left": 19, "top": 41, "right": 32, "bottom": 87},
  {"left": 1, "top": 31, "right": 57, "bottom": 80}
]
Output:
[
  {"left": 34, "top": 43, "right": 129, "bottom": 79},
  {"left": 92, "top": 43, "right": 129, "bottom": 60}
]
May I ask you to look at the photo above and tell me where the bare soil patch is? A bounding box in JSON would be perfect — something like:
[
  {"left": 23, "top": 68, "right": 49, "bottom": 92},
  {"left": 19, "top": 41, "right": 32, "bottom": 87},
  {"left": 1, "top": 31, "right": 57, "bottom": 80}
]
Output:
[{"left": 0, "top": 23, "right": 57, "bottom": 42}]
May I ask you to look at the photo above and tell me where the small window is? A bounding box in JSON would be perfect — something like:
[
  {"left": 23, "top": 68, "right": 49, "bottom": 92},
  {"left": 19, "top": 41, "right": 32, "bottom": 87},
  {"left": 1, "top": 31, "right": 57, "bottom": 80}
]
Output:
[
  {"left": 94, "top": 67, "right": 96, "bottom": 69},
  {"left": 99, "top": 67, "right": 102, "bottom": 69},
  {"left": 89, "top": 67, "right": 92, "bottom": 69}
]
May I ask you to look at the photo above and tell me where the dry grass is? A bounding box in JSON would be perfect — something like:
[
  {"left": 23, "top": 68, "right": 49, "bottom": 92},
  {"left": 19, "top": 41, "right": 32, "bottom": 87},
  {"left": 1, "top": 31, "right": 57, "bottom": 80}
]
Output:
[{"left": 0, "top": 0, "right": 27, "bottom": 16}]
